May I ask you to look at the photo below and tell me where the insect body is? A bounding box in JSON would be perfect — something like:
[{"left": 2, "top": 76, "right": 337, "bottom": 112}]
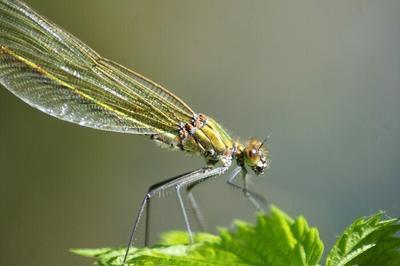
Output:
[{"left": 0, "top": 0, "right": 270, "bottom": 264}]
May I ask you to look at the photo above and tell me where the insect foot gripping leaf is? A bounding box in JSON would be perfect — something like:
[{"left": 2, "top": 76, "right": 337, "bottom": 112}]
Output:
[
  {"left": 326, "top": 212, "right": 400, "bottom": 266},
  {"left": 71, "top": 206, "right": 324, "bottom": 266}
]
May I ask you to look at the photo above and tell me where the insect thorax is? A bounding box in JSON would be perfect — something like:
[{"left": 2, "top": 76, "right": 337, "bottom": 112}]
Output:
[{"left": 150, "top": 113, "right": 237, "bottom": 167}]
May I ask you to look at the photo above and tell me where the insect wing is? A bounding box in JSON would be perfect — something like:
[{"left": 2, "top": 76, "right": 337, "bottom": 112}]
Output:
[{"left": 0, "top": 0, "right": 193, "bottom": 134}]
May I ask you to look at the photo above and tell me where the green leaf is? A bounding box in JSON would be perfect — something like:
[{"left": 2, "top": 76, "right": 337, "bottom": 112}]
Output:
[
  {"left": 216, "top": 206, "right": 323, "bottom": 266},
  {"left": 73, "top": 205, "right": 323, "bottom": 266},
  {"left": 326, "top": 212, "right": 400, "bottom": 266},
  {"left": 158, "top": 231, "right": 219, "bottom": 246}
]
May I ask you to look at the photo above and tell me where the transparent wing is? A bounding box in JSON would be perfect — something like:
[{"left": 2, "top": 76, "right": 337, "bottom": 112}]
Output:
[{"left": 0, "top": 0, "right": 194, "bottom": 134}]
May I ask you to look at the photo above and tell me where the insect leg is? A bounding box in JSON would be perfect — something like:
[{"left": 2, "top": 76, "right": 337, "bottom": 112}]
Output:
[
  {"left": 185, "top": 167, "right": 266, "bottom": 230},
  {"left": 173, "top": 166, "right": 228, "bottom": 244},
  {"left": 186, "top": 187, "right": 207, "bottom": 231},
  {"left": 144, "top": 167, "right": 211, "bottom": 245},
  {"left": 183, "top": 165, "right": 244, "bottom": 232},
  {"left": 123, "top": 166, "right": 228, "bottom": 265},
  {"left": 175, "top": 178, "right": 213, "bottom": 235},
  {"left": 122, "top": 192, "right": 149, "bottom": 265},
  {"left": 176, "top": 184, "right": 194, "bottom": 242},
  {"left": 226, "top": 166, "right": 268, "bottom": 212}
]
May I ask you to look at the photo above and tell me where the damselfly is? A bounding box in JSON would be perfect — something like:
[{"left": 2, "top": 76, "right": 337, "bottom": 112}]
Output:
[{"left": 0, "top": 0, "right": 270, "bottom": 264}]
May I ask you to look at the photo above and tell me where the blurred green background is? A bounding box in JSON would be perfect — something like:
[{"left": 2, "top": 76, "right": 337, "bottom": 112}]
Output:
[{"left": 1, "top": 0, "right": 400, "bottom": 265}]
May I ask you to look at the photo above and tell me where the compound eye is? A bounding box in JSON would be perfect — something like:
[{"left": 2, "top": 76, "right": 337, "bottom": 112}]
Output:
[{"left": 250, "top": 148, "right": 257, "bottom": 157}]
